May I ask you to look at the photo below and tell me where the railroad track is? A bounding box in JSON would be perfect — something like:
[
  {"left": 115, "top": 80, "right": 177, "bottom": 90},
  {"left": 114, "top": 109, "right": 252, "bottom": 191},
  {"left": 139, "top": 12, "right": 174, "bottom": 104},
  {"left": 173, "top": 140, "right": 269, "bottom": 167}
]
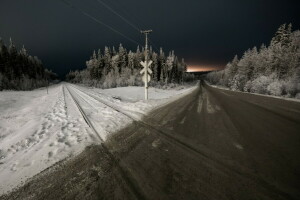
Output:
[
  {"left": 64, "top": 85, "right": 146, "bottom": 200},
  {"left": 68, "top": 84, "right": 209, "bottom": 159},
  {"left": 67, "top": 84, "right": 289, "bottom": 197}
]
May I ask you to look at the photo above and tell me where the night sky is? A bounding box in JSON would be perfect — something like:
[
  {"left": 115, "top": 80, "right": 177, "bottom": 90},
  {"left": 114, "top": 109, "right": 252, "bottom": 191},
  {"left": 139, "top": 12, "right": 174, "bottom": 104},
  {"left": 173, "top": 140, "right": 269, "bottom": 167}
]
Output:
[{"left": 0, "top": 0, "right": 300, "bottom": 77}]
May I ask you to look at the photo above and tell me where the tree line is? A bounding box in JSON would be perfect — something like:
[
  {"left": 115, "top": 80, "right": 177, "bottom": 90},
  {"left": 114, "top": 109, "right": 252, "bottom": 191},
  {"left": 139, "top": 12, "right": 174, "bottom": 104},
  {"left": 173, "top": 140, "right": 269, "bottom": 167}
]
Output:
[
  {"left": 66, "top": 45, "right": 195, "bottom": 88},
  {"left": 206, "top": 23, "right": 300, "bottom": 98},
  {"left": 0, "top": 38, "right": 57, "bottom": 90}
]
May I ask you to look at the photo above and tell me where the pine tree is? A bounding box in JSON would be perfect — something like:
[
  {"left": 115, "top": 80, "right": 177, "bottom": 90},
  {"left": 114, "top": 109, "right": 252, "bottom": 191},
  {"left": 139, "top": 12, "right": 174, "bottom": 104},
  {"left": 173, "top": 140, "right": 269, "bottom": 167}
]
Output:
[
  {"left": 172, "top": 56, "right": 179, "bottom": 83},
  {"left": 8, "top": 38, "right": 19, "bottom": 79},
  {"left": 103, "top": 46, "right": 111, "bottom": 75},
  {"left": 112, "top": 46, "right": 117, "bottom": 56},
  {"left": 159, "top": 48, "right": 166, "bottom": 82},
  {"left": 134, "top": 46, "right": 142, "bottom": 68},
  {"left": 228, "top": 55, "right": 239, "bottom": 78},
  {"left": 271, "top": 24, "right": 286, "bottom": 46},
  {"left": 87, "top": 50, "right": 98, "bottom": 79},
  {"left": 151, "top": 52, "right": 158, "bottom": 81},
  {"left": 0, "top": 38, "right": 8, "bottom": 74},
  {"left": 165, "top": 51, "right": 174, "bottom": 83},
  {"left": 128, "top": 51, "right": 135, "bottom": 71},
  {"left": 118, "top": 43, "right": 127, "bottom": 72}
]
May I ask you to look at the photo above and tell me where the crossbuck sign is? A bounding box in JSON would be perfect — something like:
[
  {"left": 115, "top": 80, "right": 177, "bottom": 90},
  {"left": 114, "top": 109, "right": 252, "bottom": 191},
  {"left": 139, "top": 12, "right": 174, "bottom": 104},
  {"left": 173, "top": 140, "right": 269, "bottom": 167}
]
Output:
[
  {"left": 140, "top": 60, "right": 152, "bottom": 82},
  {"left": 140, "top": 60, "right": 152, "bottom": 100}
]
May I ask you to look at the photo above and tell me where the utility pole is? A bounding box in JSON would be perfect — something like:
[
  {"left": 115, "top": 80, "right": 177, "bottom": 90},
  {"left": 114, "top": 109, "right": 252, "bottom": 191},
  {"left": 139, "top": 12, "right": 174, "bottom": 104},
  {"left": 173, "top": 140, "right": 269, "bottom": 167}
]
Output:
[{"left": 140, "top": 30, "right": 152, "bottom": 100}]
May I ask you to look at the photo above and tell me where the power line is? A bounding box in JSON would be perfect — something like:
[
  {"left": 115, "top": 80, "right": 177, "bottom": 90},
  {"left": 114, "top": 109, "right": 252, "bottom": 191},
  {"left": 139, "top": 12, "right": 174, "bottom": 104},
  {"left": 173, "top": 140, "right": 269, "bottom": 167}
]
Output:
[
  {"left": 108, "top": 0, "right": 147, "bottom": 30},
  {"left": 59, "top": 0, "right": 141, "bottom": 46},
  {"left": 93, "top": 0, "right": 158, "bottom": 52},
  {"left": 98, "top": 0, "right": 160, "bottom": 53},
  {"left": 95, "top": 0, "right": 140, "bottom": 32}
]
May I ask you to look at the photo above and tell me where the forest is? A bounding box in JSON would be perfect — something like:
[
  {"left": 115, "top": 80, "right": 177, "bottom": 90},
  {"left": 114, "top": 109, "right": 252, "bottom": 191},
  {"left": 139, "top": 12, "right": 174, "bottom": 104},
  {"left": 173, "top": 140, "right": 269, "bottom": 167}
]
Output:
[
  {"left": 0, "top": 38, "right": 57, "bottom": 91},
  {"left": 66, "top": 45, "right": 194, "bottom": 88},
  {"left": 206, "top": 23, "right": 300, "bottom": 98}
]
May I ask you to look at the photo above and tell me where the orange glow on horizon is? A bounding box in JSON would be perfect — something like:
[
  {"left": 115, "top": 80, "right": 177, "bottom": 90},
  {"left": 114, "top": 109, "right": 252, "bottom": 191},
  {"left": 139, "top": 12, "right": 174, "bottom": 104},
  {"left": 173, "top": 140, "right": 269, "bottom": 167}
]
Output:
[{"left": 187, "top": 65, "right": 223, "bottom": 72}]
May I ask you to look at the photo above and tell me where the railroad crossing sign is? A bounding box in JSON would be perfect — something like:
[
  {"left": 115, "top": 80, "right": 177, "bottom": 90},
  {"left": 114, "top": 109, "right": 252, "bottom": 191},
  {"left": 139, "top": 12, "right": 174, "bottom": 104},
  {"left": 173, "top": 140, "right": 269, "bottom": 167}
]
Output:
[
  {"left": 142, "top": 74, "right": 151, "bottom": 83},
  {"left": 141, "top": 29, "right": 153, "bottom": 100},
  {"left": 140, "top": 60, "right": 153, "bottom": 83}
]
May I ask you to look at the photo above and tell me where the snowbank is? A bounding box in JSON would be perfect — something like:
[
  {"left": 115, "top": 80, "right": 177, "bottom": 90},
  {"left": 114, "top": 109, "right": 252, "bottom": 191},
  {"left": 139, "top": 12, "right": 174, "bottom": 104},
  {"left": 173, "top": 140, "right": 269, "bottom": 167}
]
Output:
[{"left": 206, "top": 81, "right": 300, "bottom": 103}]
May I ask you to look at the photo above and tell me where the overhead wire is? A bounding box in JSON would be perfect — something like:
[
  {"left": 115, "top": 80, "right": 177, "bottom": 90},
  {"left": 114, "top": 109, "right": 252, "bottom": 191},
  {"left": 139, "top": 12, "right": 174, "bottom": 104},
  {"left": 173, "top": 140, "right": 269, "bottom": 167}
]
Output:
[
  {"left": 94, "top": 0, "right": 141, "bottom": 32},
  {"left": 60, "top": 0, "right": 161, "bottom": 52},
  {"left": 108, "top": 0, "right": 148, "bottom": 30},
  {"left": 93, "top": 0, "right": 146, "bottom": 49},
  {"left": 105, "top": 0, "right": 153, "bottom": 50},
  {"left": 59, "top": 0, "right": 141, "bottom": 46},
  {"left": 94, "top": 0, "right": 159, "bottom": 51}
]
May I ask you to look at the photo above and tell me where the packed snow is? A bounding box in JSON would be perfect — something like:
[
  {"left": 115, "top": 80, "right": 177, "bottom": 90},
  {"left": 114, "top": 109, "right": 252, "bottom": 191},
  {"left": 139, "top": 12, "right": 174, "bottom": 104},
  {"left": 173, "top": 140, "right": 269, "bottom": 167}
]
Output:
[{"left": 0, "top": 82, "right": 197, "bottom": 194}]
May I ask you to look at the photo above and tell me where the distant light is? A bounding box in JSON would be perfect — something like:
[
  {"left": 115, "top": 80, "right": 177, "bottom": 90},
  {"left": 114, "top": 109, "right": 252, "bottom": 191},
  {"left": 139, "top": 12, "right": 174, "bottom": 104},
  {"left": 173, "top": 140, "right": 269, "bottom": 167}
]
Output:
[{"left": 187, "top": 65, "right": 222, "bottom": 72}]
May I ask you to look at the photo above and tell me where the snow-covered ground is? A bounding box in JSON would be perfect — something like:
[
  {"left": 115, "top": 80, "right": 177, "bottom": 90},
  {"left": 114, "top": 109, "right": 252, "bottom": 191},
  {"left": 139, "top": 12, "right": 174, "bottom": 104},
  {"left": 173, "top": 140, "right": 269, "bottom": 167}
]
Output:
[
  {"left": 0, "top": 83, "right": 197, "bottom": 194},
  {"left": 80, "top": 84, "right": 197, "bottom": 119}
]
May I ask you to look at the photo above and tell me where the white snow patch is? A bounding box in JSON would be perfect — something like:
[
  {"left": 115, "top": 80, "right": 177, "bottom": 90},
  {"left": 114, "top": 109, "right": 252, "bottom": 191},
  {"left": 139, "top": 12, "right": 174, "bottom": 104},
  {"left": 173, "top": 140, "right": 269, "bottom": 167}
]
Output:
[
  {"left": 206, "top": 96, "right": 216, "bottom": 114},
  {"left": 180, "top": 116, "right": 186, "bottom": 124},
  {"left": 234, "top": 143, "right": 244, "bottom": 150},
  {"left": 152, "top": 139, "right": 161, "bottom": 148},
  {"left": 197, "top": 96, "right": 203, "bottom": 113}
]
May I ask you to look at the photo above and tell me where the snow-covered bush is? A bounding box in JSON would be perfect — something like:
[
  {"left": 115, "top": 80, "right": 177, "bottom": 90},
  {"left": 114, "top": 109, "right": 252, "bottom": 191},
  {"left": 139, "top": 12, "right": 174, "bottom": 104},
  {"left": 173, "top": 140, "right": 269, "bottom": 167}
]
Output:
[
  {"left": 243, "top": 80, "right": 252, "bottom": 92},
  {"left": 250, "top": 75, "right": 272, "bottom": 94},
  {"left": 103, "top": 71, "right": 116, "bottom": 89},
  {"left": 267, "top": 81, "right": 284, "bottom": 96},
  {"left": 230, "top": 74, "right": 246, "bottom": 91},
  {"left": 295, "top": 93, "right": 300, "bottom": 99},
  {"left": 19, "top": 75, "right": 33, "bottom": 90},
  {"left": 283, "top": 78, "right": 298, "bottom": 96}
]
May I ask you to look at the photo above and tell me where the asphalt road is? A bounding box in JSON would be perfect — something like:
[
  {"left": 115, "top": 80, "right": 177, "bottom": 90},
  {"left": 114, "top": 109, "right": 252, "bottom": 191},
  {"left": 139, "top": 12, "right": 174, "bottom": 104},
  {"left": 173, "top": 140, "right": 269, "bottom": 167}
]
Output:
[{"left": 2, "top": 81, "right": 300, "bottom": 200}]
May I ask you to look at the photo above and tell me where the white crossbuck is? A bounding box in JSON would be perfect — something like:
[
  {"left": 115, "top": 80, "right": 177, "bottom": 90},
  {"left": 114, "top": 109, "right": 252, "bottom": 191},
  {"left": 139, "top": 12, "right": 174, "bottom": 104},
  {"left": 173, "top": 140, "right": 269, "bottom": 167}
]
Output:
[{"left": 140, "top": 60, "right": 153, "bottom": 83}]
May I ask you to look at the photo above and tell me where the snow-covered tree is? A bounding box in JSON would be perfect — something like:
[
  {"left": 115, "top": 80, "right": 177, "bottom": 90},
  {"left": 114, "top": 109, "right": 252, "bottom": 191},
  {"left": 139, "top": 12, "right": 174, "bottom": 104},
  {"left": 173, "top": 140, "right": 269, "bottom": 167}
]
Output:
[
  {"left": 0, "top": 37, "right": 56, "bottom": 90},
  {"left": 67, "top": 44, "right": 190, "bottom": 88},
  {"left": 206, "top": 23, "right": 300, "bottom": 98}
]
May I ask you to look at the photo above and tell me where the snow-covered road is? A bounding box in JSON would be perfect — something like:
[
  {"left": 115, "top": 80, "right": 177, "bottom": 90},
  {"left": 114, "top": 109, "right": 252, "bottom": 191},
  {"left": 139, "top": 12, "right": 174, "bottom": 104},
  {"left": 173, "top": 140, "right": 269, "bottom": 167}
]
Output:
[{"left": 0, "top": 83, "right": 196, "bottom": 194}]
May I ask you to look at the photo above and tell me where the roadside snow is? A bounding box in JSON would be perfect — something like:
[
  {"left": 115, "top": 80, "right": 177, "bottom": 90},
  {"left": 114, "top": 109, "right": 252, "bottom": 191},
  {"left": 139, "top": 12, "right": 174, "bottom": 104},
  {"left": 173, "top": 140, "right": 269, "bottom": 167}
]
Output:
[
  {"left": 205, "top": 81, "right": 300, "bottom": 103},
  {"left": 0, "top": 83, "right": 197, "bottom": 195}
]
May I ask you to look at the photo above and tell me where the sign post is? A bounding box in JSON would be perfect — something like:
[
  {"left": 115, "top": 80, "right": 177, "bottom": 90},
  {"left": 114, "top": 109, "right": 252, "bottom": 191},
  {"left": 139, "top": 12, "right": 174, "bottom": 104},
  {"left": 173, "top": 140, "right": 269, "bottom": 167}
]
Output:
[{"left": 140, "top": 30, "right": 152, "bottom": 100}]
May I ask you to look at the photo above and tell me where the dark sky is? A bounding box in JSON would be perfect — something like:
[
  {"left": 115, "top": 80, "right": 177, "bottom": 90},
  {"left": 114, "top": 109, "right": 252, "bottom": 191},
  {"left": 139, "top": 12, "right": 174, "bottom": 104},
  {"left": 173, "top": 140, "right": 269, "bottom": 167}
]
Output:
[{"left": 1, "top": 0, "right": 300, "bottom": 76}]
